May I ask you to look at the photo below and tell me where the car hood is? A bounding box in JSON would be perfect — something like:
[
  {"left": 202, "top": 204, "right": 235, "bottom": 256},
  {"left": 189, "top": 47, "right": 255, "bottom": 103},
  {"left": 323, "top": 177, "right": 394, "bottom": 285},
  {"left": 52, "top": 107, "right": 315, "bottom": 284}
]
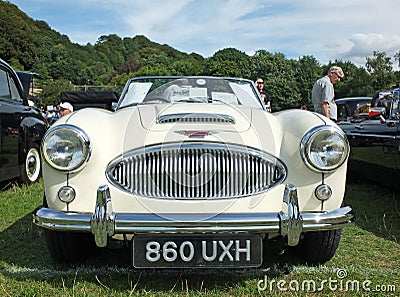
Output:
[{"left": 138, "top": 103, "right": 252, "bottom": 133}]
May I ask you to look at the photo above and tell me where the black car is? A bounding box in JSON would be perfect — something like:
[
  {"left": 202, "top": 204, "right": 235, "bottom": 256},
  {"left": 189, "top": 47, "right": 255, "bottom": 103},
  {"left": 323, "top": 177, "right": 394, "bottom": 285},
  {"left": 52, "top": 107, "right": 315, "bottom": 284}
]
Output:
[
  {"left": 335, "top": 97, "right": 372, "bottom": 122},
  {"left": 0, "top": 58, "right": 47, "bottom": 184},
  {"left": 338, "top": 99, "right": 400, "bottom": 188}
]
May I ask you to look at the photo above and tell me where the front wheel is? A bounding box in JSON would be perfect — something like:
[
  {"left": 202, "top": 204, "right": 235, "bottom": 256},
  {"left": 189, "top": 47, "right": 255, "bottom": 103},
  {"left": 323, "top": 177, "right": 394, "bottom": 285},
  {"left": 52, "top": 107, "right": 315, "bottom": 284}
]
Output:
[
  {"left": 19, "top": 144, "right": 41, "bottom": 184},
  {"left": 294, "top": 229, "right": 342, "bottom": 264}
]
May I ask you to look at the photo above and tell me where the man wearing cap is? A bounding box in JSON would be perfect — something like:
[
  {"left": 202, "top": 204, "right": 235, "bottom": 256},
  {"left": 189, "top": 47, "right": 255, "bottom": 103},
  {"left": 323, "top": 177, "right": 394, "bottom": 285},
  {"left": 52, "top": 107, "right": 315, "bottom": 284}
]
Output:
[
  {"left": 311, "top": 66, "right": 344, "bottom": 122},
  {"left": 59, "top": 102, "right": 73, "bottom": 117}
]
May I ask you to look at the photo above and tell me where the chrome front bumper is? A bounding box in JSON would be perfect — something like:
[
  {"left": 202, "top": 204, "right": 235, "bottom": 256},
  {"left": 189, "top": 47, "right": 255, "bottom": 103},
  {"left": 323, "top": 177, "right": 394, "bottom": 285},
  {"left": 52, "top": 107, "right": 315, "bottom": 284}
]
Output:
[{"left": 33, "top": 184, "right": 354, "bottom": 248}]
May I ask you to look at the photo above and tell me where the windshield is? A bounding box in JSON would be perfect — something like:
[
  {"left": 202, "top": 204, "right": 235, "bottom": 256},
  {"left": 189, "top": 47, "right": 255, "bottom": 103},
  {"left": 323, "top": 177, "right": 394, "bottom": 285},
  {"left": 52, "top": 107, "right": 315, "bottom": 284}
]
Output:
[{"left": 117, "top": 76, "right": 264, "bottom": 110}]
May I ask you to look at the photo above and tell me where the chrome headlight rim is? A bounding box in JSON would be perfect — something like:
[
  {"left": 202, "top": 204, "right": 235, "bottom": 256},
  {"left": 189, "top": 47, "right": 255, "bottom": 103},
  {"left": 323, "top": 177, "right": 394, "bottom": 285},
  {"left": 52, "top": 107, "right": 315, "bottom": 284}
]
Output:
[
  {"left": 300, "top": 125, "right": 349, "bottom": 172},
  {"left": 41, "top": 124, "right": 91, "bottom": 172}
]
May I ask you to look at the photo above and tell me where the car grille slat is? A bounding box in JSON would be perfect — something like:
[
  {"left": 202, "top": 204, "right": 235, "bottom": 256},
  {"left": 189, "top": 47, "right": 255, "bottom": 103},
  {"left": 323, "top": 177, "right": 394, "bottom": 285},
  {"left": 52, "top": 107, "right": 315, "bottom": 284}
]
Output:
[{"left": 107, "top": 143, "right": 286, "bottom": 199}]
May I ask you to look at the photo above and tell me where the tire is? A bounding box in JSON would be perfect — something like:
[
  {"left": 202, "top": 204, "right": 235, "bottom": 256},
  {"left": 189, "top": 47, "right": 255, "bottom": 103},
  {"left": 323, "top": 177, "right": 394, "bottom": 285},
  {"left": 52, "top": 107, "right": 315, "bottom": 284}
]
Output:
[
  {"left": 44, "top": 229, "right": 97, "bottom": 263},
  {"left": 295, "top": 229, "right": 342, "bottom": 264},
  {"left": 19, "top": 144, "right": 41, "bottom": 184}
]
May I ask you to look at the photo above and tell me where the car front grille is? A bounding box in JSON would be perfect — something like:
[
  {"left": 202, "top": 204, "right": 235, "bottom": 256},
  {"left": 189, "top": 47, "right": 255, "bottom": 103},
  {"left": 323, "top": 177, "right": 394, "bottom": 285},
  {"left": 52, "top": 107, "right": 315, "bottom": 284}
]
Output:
[{"left": 106, "top": 142, "right": 286, "bottom": 199}]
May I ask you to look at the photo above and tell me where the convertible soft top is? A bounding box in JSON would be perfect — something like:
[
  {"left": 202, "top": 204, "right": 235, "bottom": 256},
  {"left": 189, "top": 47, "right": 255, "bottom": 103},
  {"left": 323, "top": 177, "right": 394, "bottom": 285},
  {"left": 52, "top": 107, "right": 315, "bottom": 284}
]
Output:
[{"left": 60, "top": 91, "right": 119, "bottom": 111}]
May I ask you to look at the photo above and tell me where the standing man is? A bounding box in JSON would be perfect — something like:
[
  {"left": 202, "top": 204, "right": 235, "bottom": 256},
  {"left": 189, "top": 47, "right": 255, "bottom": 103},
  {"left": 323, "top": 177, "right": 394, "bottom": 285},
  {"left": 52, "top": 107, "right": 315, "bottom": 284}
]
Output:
[
  {"left": 311, "top": 66, "right": 344, "bottom": 122},
  {"left": 255, "top": 78, "right": 272, "bottom": 112}
]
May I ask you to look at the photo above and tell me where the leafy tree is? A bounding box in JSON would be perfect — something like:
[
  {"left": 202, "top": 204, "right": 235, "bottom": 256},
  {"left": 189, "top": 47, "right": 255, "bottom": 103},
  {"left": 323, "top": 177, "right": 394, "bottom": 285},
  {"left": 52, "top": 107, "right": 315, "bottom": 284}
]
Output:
[
  {"left": 204, "top": 48, "right": 251, "bottom": 78},
  {"left": 133, "top": 65, "right": 171, "bottom": 77},
  {"left": 78, "top": 62, "right": 112, "bottom": 85},
  {"left": 251, "top": 50, "right": 291, "bottom": 79},
  {"left": 40, "top": 79, "right": 74, "bottom": 107},
  {"left": 94, "top": 34, "right": 125, "bottom": 69},
  {"left": 0, "top": 1, "right": 37, "bottom": 68},
  {"left": 169, "top": 59, "right": 202, "bottom": 76},
  {"left": 268, "top": 74, "right": 302, "bottom": 111},
  {"left": 292, "top": 55, "right": 321, "bottom": 107},
  {"left": 109, "top": 73, "right": 131, "bottom": 86},
  {"left": 203, "top": 60, "right": 243, "bottom": 77},
  {"left": 395, "top": 50, "right": 400, "bottom": 68},
  {"left": 119, "top": 56, "right": 141, "bottom": 74},
  {"left": 332, "top": 61, "right": 373, "bottom": 97},
  {"left": 366, "top": 51, "right": 395, "bottom": 91},
  {"left": 251, "top": 50, "right": 301, "bottom": 111}
]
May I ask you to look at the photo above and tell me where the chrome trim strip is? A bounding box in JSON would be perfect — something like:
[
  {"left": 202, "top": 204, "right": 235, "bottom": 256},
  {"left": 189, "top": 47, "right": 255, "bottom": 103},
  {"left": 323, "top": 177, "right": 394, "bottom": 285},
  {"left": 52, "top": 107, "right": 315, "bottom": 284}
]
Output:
[
  {"left": 33, "top": 184, "right": 354, "bottom": 248},
  {"left": 33, "top": 207, "right": 354, "bottom": 233},
  {"left": 345, "top": 132, "right": 396, "bottom": 140}
]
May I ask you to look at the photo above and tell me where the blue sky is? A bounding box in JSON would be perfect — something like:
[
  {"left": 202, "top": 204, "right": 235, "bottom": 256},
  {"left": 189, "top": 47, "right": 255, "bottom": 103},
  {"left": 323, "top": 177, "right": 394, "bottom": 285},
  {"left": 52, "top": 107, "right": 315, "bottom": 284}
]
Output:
[{"left": 8, "top": 0, "right": 400, "bottom": 69}]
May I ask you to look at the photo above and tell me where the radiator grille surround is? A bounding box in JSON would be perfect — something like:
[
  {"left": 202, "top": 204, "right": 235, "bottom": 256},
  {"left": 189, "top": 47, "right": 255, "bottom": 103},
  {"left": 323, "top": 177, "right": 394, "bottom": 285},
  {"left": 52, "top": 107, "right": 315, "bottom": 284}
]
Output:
[{"left": 106, "top": 142, "right": 286, "bottom": 199}]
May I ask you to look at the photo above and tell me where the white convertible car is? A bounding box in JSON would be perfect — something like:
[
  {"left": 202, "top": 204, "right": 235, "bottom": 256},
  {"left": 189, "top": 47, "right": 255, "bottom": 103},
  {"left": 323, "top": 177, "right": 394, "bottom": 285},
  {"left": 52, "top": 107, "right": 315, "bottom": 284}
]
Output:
[{"left": 33, "top": 76, "right": 354, "bottom": 268}]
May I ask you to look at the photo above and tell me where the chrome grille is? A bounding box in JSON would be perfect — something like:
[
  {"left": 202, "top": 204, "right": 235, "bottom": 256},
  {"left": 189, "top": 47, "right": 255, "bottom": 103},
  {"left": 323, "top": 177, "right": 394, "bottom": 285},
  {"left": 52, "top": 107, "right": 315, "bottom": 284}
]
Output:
[{"left": 107, "top": 143, "right": 286, "bottom": 199}]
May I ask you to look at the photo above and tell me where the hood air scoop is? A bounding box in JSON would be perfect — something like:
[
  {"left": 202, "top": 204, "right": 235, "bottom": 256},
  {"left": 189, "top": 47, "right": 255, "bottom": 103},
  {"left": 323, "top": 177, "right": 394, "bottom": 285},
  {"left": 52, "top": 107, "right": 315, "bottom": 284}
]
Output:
[{"left": 157, "top": 113, "right": 235, "bottom": 124}]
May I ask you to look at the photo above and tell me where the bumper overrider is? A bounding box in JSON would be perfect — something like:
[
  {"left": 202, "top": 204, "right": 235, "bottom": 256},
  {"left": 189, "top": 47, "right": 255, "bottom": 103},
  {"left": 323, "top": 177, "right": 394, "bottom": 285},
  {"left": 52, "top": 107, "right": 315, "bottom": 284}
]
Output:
[{"left": 33, "top": 184, "right": 354, "bottom": 248}]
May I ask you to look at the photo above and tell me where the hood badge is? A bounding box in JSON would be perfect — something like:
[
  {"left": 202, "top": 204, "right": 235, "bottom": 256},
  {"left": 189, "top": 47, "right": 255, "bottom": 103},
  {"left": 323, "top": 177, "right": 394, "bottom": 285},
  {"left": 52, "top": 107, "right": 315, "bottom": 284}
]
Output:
[{"left": 175, "top": 130, "right": 217, "bottom": 138}]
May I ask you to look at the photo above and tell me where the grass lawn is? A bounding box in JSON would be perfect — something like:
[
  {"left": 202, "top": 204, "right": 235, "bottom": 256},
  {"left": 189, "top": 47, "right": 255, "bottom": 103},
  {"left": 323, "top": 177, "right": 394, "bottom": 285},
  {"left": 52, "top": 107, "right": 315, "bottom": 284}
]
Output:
[{"left": 0, "top": 179, "right": 398, "bottom": 296}]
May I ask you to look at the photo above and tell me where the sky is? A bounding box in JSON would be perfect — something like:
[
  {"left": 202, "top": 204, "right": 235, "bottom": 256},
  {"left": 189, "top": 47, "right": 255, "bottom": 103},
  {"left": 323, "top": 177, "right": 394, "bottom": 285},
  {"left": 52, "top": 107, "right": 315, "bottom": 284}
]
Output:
[{"left": 7, "top": 0, "right": 400, "bottom": 69}]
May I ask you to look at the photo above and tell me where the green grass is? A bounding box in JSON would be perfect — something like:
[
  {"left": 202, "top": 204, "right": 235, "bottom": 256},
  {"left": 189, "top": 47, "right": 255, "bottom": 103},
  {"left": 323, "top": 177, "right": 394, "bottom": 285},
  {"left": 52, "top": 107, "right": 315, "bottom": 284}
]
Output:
[{"left": 0, "top": 179, "right": 399, "bottom": 296}]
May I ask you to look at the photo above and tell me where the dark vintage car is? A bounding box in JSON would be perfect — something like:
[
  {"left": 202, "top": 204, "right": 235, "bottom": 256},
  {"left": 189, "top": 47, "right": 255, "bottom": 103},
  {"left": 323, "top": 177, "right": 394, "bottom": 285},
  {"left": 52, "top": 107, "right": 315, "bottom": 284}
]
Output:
[
  {"left": 338, "top": 98, "right": 400, "bottom": 188},
  {"left": 335, "top": 97, "right": 372, "bottom": 122},
  {"left": 0, "top": 58, "right": 47, "bottom": 184}
]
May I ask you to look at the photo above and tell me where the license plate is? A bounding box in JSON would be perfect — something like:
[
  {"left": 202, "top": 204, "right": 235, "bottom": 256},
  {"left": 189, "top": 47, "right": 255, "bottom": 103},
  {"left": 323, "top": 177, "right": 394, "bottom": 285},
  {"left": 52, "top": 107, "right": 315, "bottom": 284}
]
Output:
[{"left": 132, "top": 234, "right": 262, "bottom": 268}]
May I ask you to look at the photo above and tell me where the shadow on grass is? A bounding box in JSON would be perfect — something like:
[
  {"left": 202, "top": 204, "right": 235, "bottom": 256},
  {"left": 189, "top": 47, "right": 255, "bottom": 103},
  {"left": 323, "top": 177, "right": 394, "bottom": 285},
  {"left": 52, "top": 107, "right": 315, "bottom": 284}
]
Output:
[
  {"left": 1, "top": 178, "right": 397, "bottom": 293},
  {"left": 0, "top": 213, "right": 309, "bottom": 292},
  {"left": 345, "top": 178, "right": 400, "bottom": 243},
  {"left": 0, "top": 180, "right": 19, "bottom": 191}
]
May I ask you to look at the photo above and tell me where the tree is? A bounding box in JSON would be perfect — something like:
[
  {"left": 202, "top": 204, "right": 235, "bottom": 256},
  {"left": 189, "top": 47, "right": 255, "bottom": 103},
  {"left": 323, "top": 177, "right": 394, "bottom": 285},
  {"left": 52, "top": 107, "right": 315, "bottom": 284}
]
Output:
[
  {"left": 332, "top": 61, "right": 373, "bottom": 97},
  {"left": 292, "top": 55, "right": 321, "bottom": 107},
  {"left": 395, "top": 50, "right": 400, "bottom": 68},
  {"left": 204, "top": 48, "right": 251, "bottom": 78},
  {"left": 0, "top": 2, "right": 38, "bottom": 68},
  {"left": 251, "top": 50, "right": 302, "bottom": 111},
  {"left": 40, "top": 79, "right": 74, "bottom": 107},
  {"left": 169, "top": 59, "right": 202, "bottom": 76},
  {"left": 268, "top": 74, "right": 302, "bottom": 111},
  {"left": 365, "top": 51, "right": 395, "bottom": 91}
]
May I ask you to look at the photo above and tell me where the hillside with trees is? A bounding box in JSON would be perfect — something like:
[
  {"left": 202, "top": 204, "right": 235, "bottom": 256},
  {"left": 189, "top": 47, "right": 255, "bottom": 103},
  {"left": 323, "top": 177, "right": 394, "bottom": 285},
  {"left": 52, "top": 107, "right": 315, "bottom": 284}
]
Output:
[{"left": 1, "top": 0, "right": 399, "bottom": 110}]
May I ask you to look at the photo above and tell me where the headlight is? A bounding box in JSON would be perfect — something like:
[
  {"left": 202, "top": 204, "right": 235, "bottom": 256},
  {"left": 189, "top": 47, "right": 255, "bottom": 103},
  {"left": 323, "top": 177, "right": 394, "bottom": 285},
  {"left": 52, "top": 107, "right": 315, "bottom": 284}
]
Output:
[
  {"left": 42, "top": 124, "right": 91, "bottom": 172},
  {"left": 300, "top": 125, "right": 349, "bottom": 172}
]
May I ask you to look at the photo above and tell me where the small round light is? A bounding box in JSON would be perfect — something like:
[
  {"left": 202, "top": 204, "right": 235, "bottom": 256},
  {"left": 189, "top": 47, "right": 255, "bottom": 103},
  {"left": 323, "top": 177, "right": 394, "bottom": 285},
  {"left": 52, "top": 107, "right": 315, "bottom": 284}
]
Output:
[
  {"left": 58, "top": 186, "right": 76, "bottom": 203},
  {"left": 315, "top": 184, "right": 332, "bottom": 201}
]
